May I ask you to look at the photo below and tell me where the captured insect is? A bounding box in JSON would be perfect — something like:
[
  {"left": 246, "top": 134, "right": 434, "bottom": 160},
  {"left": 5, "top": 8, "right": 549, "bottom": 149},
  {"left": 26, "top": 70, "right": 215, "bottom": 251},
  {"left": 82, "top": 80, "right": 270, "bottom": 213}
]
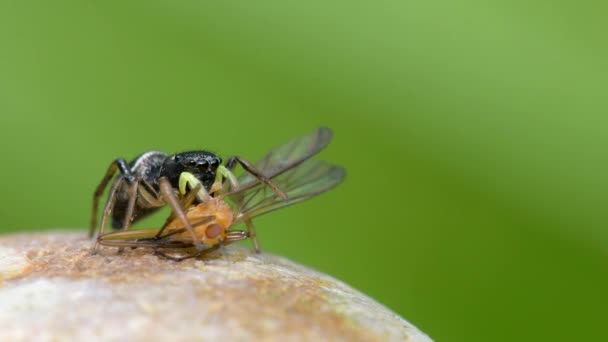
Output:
[
  {"left": 97, "top": 197, "right": 249, "bottom": 261},
  {"left": 91, "top": 127, "right": 346, "bottom": 258}
]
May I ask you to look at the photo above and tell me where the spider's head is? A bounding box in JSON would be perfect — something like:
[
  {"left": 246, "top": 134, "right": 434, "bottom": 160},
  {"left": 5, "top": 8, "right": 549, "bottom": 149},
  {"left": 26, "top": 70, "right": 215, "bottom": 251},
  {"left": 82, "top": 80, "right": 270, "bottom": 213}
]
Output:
[{"left": 160, "top": 151, "right": 222, "bottom": 191}]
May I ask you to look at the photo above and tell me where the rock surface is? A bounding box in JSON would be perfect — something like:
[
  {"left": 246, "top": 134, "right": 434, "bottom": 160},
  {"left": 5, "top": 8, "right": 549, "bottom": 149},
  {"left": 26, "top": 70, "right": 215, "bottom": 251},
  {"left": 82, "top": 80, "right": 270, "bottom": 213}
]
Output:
[{"left": 0, "top": 232, "right": 432, "bottom": 341}]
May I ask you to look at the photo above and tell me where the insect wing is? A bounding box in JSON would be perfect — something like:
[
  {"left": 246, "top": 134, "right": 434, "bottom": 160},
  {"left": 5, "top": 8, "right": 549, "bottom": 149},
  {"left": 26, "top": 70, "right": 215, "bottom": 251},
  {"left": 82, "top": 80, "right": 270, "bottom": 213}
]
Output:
[
  {"left": 97, "top": 214, "right": 217, "bottom": 249},
  {"left": 98, "top": 237, "right": 195, "bottom": 249},
  {"left": 235, "top": 127, "right": 334, "bottom": 192},
  {"left": 230, "top": 159, "right": 345, "bottom": 223},
  {"left": 99, "top": 228, "right": 160, "bottom": 241},
  {"left": 98, "top": 228, "right": 196, "bottom": 249}
]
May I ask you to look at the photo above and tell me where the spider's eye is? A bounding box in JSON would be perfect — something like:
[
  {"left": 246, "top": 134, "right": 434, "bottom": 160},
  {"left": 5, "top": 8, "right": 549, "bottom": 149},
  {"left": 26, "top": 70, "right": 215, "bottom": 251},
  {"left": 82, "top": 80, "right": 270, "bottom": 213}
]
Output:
[
  {"left": 197, "top": 160, "right": 209, "bottom": 168},
  {"left": 209, "top": 158, "right": 219, "bottom": 170}
]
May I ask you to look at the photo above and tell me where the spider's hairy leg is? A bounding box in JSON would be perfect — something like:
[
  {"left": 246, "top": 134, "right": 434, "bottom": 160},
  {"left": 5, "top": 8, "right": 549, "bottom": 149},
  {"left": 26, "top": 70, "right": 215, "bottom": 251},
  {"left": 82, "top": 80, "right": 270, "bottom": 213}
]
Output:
[
  {"left": 225, "top": 156, "right": 288, "bottom": 200},
  {"left": 122, "top": 180, "right": 139, "bottom": 231},
  {"left": 90, "top": 158, "right": 133, "bottom": 237},
  {"left": 91, "top": 177, "right": 124, "bottom": 254},
  {"left": 154, "top": 175, "right": 204, "bottom": 239},
  {"left": 159, "top": 177, "right": 205, "bottom": 251}
]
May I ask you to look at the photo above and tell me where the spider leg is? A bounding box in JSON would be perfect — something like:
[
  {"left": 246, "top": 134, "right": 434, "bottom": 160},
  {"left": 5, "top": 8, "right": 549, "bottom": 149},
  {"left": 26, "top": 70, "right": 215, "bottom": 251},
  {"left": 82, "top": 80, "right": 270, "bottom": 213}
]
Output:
[
  {"left": 121, "top": 180, "right": 139, "bottom": 231},
  {"left": 99, "top": 178, "right": 124, "bottom": 236},
  {"left": 225, "top": 156, "right": 287, "bottom": 200},
  {"left": 91, "top": 178, "right": 124, "bottom": 254},
  {"left": 90, "top": 158, "right": 133, "bottom": 237},
  {"left": 159, "top": 177, "right": 205, "bottom": 251},
  {"left": 154, "top": 181, "right": 203, "bottom": 239}
]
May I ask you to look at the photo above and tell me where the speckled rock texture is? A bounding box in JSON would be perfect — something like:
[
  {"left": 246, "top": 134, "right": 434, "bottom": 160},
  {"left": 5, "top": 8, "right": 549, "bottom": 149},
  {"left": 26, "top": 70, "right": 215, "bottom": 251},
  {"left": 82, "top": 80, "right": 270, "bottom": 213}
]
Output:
[{"left": 0, "top": 232, "right": 432, "bottom": 342}]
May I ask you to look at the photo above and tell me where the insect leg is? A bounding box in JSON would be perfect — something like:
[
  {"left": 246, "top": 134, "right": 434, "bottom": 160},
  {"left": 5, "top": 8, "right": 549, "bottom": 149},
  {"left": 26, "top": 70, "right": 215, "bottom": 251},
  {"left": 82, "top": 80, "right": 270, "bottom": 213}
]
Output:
[
  {"left": 225, "top": 230, "right": 249, "bottom": 244},
  {"left": 154, "top": 245, "right": 220, "bottom": 262},
  {"left": 154, "top": 231, "right": 248, "bottom": 261},
  {"left": 244, "top": 219, "right": 261, "bottom": 253},
  {"left": 159, "top": 177, "right": 205, "bottom": 251},
  {"left": 225, "top": 156, "right": 288, "bottom": 200},
  {"left": 90, "top": 158, "right": 133, "bottom": 237}
]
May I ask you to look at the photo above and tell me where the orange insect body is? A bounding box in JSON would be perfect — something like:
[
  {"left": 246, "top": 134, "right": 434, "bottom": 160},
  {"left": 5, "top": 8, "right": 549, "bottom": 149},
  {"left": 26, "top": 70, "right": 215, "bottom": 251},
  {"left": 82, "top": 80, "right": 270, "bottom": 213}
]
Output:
[{"left": 164, "top": 198, "right": 234, "bottom": 246}]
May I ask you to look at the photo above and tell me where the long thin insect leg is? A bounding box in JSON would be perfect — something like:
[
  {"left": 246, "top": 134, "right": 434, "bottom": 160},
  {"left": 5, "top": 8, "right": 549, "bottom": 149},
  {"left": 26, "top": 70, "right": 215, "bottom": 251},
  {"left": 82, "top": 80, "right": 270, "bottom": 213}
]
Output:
[
  {"left": 154, "top": 231, "right": 248, "bottom": 261},
  {"left": 92, "top": 178, "right": 124, "bottom": 253},
  {"left": 224, "top": 230, "right": 249, "bottom": 245},
  {"left": 225, "top": 156, "right": 288, "bottom": 200},
  {"left": 243, "top": 219, "right": 261, "bottom": 253},
  {"left": 159, "top": 177, "right": 204, "bottom": 251},
  {"left": 90, "top": 158, "right": 133, "bottom": 237},
  {"left": 154, "top": 247, "right": 217, "bottom": 262},
  {"left": 153, "top": 251, "right": 185, "bottom": 261}
]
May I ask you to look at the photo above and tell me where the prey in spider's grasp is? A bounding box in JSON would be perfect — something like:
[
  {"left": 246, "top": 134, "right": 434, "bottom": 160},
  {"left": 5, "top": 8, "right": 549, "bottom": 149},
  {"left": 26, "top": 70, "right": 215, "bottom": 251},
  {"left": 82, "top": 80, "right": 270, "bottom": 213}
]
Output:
[
  {"left": 91, "top": 127, "right": 346, "bottom": 259},
  {"left": 97, "top": 197, "right": 248, "bottom": 261}
]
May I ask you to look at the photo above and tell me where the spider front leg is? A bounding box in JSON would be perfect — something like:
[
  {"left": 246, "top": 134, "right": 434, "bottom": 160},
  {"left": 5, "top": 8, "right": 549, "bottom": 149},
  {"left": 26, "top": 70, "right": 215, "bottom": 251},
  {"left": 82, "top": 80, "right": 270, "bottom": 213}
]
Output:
[
  {"left": 154, "top": 173, "right": 207, "bottom": 240},
  {"left": 159, "top": 176, "right": 205, "bottom": 251},
  {"left": 225, "top": 156, "right": 287, "bottom": 199}
]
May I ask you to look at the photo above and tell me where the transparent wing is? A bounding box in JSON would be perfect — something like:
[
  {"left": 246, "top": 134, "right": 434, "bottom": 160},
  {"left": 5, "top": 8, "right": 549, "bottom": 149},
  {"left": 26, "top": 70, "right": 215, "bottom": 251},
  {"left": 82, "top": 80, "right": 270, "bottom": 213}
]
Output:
[
  {"left": 97, "top": 215, "right": 216, "bottom": 249},
  {"left": 97, "top": 228, "right": 197, "bottom": 249},
  {"left": 98, "top": 237, "right": 196, "bottom": 249},
  {"left": 235, "top": 127, "right": 334, "bottom": 191},
  {"left": 228, "top": 159, "right": 346, "bottom": 223}
]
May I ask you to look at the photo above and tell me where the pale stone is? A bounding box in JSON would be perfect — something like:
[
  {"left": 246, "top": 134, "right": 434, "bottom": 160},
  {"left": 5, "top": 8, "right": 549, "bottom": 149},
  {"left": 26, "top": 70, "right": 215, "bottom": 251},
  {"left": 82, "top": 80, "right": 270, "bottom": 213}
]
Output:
[{"left": 0, "top": 232, "right": 432, "bottom": 342}]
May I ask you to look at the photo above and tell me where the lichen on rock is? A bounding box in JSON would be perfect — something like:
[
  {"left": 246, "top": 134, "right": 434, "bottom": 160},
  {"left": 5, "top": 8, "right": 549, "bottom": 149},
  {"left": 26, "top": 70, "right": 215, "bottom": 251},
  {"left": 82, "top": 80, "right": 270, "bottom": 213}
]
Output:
[{"left": 0, "top": 232, "right": 432, "bottom": 341}]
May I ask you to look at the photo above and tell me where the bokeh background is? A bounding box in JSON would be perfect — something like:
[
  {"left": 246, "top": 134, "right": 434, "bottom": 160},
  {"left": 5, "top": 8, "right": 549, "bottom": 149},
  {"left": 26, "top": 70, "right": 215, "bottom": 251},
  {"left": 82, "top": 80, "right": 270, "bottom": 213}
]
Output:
[{"left": 1, "top": 1, "right": 607, "bottom": 341}]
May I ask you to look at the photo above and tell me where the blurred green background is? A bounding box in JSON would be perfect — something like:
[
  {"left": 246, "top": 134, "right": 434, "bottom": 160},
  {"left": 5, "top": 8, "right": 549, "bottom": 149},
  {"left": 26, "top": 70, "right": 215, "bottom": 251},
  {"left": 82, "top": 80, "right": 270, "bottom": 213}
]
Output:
[{"left": 1, "top": 1, "right": 607, "bottom": 341}]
